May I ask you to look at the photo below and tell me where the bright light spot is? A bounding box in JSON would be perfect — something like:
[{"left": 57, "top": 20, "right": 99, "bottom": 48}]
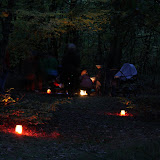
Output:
[
  {"left": 120, "top": 110, "right": 126, "bottom": 116},
  {"left": 96, "top": 65, "right": 102, "bottom": 69},
  {"left": 90, "top": 77, "right": 95, "bottom": 83},
  {"left": 15, "top": 125, "right": 23, "bottom": 134},
  {"left": 80, "top": 90, "right": 88, "bottom": 96},
  {"left": 47, "top": 89, "right": 51, "bottom": 94}
]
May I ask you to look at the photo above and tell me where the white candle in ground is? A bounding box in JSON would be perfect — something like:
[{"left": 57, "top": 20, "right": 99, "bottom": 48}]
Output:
[
  {"left": 15, "top": 125, "right": 23, "bottom": 134},
  {"left": 80, "top": 90, "right": 88, "bottom": 96},
  {"left": 47, "top": 89, "right": 51, "bottom": 94},
  {"left": 120, "top": 110, "right": 126, "bottom": 116}
]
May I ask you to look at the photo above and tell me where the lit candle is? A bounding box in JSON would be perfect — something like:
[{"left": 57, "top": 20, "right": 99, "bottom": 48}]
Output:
[
  {"left": 80, "top": 90, "right": 87, "bottom": 96},
  {"left": 15, "top": 125, "right": 23, "bottom": 134},
  {"left": 47, "top": 89, "right": 51, "bottom": 94},
  {"left": 120, "top": 110, "right": 126, "bottom": 116}
]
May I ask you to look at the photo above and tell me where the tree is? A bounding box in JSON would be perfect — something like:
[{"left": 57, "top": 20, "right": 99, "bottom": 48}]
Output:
[
  {"left": 1, "top": 0, "right": 159, "bottom": 77},
  {"left": 0, "top": 0, "right": 15, "bottom": 69}
]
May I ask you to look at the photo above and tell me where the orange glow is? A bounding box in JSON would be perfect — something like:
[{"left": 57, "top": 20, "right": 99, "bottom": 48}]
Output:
[
  {"left": 53, "top": 82, "right": 59, "bottom": 87},
  {"left": 90, "top": 77, "right": 96, "bottom": 83},
  {"left": 0, "top": 124, "right": 60, "bottom": 138},
  {"left": 80, "top": 90, "right": 88, "bottom": 96},
  {"left": 15, "top": 125, "right": 23, "bottom": 134},
  {"left": 120, "top": 110, "right": 126, "bottom": 116},
  {"left": 126, "top": 101, "right": 131, "bottom": 105},
  {"left": 47, "top": 89, "right": 51, "bottom": 94},
  {"left": 96, "top": 65, "right": 102, "bottom": 69},
  {"left": 81, "top": 70, "right": 87, "bottom": 76},
  {"left": 98, "top": 111, "right": 133, "bottom": 117}
]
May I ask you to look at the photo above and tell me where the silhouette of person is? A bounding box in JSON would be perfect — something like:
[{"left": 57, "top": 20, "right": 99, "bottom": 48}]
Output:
[{"left": 61, "top": 43, "right": 80, "bottom": 95}]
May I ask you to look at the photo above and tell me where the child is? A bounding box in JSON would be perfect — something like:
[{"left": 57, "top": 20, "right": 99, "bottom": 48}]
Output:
[{"left": 79, "top": 70, "right": 93, "bottom": 95}]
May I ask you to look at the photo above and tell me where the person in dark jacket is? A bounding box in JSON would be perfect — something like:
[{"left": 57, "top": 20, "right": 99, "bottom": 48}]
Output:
[
  {"left": 39, "top": 52, "right": 58, "bottom": 83},
  {"left": 61, "top": 43, "right": 80, "bottom": 95},
  {"left": 22, "top": 51, "right": 38, "bottom": 91},
  {"left": 95, "top": 65, "right": 105, "bottom": 95}
]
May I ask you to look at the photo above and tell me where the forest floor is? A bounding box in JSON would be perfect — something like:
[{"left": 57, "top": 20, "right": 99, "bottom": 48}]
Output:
[{"left": 0, "top": 90, "right": 160, "bottom": 160}]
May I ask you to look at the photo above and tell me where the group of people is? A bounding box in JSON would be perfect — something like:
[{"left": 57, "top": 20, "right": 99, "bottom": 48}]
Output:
[
  {"left": 22, "top": 43, "right": 81, "bottom": 94},
  {"left": 0, "top": 43, "right": 106, "bottom": 96},
  {"left": 22, "top": 43, "right": 105, "bottom": 96},
  {"left": 22, "top": 50, "right": 59, "bottom": 92}
]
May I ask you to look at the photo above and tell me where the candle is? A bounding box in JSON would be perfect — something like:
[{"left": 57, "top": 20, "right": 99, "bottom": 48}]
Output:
[
  {"left": 120, "top": 110, "right": 126, "bottom": 116},
  {"left": 80, "top": 90, "right": 87, "bottom": 96},
  {"left": 47, "top": 89, "right": 51, "bottom": 94},
  {"left": 15, "top": 125, "right": 23, "bottom": 134}
]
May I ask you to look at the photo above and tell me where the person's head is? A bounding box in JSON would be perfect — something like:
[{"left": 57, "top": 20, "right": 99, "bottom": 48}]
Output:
[
  {"left": 68, "top": 43, "right": 76, "bottom": 49},
  {"left": 67, "top": 43, "right": 76, "bottom": 54},
  {"left": 81, "top": 70, "right": 88, "bottom": 76}
]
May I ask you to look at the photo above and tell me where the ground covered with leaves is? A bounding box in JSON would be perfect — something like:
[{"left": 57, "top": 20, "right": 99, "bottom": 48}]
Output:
[{"left": 0, "top": 91, "right": 160, "bottom": 160}]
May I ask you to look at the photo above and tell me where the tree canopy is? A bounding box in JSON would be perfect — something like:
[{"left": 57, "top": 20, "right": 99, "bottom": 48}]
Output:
[{"left": 0, "top": 0, "right": 160, "bottom": 76}]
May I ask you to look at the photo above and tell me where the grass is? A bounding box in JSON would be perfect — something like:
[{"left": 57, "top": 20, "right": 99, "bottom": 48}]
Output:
[
  {"left": 0, "top": 92, "right": 160, "bottom": 159},
  {"left": 1, "top": 132, "right": 160, "bottom": 160},
  {"left": 106, "top": 138, "right": 160, "bottom": 160}
]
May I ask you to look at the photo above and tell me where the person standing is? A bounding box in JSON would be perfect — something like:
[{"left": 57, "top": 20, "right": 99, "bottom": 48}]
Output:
[
  {"left": 22, "top": 51, "right": 37, "bottom": 91},
  {"left": 61, "top": 43, "right": 80, "bottom": 95},
  {"left": 42, "top": 51, "right": 59, "bottom": 88}
]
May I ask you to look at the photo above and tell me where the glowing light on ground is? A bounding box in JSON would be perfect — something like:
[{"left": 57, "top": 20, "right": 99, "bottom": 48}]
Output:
[
  {"left": 47, "top": 89, "right": 51, "bottom": 94},
  {"left": 0, "top": 125, "right": 60, "bottom": 138},
  {"left": 120, "top": 110, "right": 126, "bottom": 116},
  {"left": 80, "top": 90, "right": 88, "bottom": 96},
  {"left": 98, "top": 111, "right": 133, "bottom": 117},
  {"left": 15, "top": 125, "right": 23, "bottom": 134}
]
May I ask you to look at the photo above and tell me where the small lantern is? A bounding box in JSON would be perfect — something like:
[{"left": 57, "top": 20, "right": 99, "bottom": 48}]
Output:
[
  {"left": 80, "top": 90, "right": 88, "bottom": 96},
  {"left": 15, "top": 125, "right": 23, "bottom": 134},
  {"left": 120, "top": 110, "right": 126, "bottom": 116},
  {"left": 47, "top": 89, "right": 51, "bottom": 94}
]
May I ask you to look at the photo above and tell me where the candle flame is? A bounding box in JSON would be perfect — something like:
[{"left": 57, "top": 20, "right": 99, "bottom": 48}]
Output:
[
  {"left": 47, "top": 89, "right": 51, "bottom": 94},
  {"left": 120, "top": 110, "right": 126, "bottom": 116},
  {"left": 80, "top": 90, "right": 88, "bottom": 96},
  {"left": 15, "top": 125, "right": 23, "bottom": 134}
]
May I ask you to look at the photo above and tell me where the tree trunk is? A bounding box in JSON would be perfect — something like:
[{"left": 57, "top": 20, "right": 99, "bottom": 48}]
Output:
[
  {"left": 107, "top": 35, "right": 122, "bottom": 69},
  {"left": 67, "top": 0, "right": 79, "bottom": 44},
  {"left": 49, "top": 0, "right": 57, "bottom": 11},
  {"left": 0, "top": 0, "right": 15, "bottom": 69},
  {"left": 70, "top": 0, "right": 77, "bottom": 10},
  {"left": 96, "top": 31, "right": 103, "bottom": 65}
]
